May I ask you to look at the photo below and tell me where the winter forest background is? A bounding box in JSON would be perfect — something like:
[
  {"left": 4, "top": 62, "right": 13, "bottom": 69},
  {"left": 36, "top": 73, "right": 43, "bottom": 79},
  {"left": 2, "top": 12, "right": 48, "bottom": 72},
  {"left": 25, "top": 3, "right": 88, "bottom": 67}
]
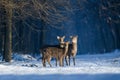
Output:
[{"left": 0, "top": 0, "right": 120, "bottom": 62}]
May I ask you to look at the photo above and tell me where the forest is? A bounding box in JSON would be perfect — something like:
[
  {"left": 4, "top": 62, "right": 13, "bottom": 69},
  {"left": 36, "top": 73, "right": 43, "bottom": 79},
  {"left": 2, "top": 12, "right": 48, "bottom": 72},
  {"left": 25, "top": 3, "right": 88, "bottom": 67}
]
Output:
[
  {"left": 0, "top": 0, "right": 120, "bottom": 80},
  {"left": 0, "top": 0, "right": 120, "bottom": 62}
]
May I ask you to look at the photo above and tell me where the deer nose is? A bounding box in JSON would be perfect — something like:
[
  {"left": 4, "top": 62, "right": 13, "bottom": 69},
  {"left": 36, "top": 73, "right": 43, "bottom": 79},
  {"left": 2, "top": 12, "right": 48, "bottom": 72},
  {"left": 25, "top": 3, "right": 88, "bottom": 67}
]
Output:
[{"left": 60, "top": 43, "right": 65, "bottom": 48}]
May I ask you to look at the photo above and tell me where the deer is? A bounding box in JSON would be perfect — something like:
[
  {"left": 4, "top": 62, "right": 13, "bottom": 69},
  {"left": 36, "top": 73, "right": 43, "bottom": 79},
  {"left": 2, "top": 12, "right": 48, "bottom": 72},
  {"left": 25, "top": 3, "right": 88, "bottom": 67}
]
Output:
[
  {"left": 65, "top": 36, "right": 78, "bottom": 66},
  {"left": 40, "top": 36, "right": 66, "bottom": 67},
  {"left": 57, "top": 36, "right": 65, "bottom": 48},
  {"left": 41, "top": 41, "right": 69, "bottom": 67}
]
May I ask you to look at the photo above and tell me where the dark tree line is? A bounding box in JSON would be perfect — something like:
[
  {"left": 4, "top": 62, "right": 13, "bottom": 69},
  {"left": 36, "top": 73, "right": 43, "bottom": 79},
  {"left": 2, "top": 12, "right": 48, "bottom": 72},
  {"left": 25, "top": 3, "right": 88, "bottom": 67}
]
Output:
[
  {"left": 72, "top": 0, "right": 120, "bottom": 53},
  {"left": 99, "top": 0, "right": 120, "bottom": 50},
  {"left": 0, "top": 0, "right": 72, "bottom": 62},
  {"left": 0, "top": 0, "right": 120, "bottom": 62}
]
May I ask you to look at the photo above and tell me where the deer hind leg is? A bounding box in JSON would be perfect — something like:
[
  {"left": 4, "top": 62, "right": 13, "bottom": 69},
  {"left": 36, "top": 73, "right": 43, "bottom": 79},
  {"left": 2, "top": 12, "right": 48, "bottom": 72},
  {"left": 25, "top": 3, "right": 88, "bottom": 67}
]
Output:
[
  {"left": 56, "top": 58, "right": 58, "bottom": 67},
  {"left": 62, "top": 57, "right": 64, "bottom": 66},
  {"left": 73, "top": 56, "right": 75, "bottom": 66},
  {"left": 65, "top": 56, "right": 68, "bottom": 66},
  {"left": 69, "top": 55, "right": 71, "bottom": 66},
  {"left": 47, "top": 56, "right": 52, "bottom": 67},
  {"left": 42, "top": 58, "right": 46, "bottom": 67}
]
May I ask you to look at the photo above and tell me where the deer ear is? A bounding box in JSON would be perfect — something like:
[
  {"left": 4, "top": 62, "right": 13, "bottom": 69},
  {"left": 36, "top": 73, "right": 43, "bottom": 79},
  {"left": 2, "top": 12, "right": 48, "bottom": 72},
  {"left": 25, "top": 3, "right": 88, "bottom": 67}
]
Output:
[
  {"left": 57, "top": 36, "right": 60, "bottom": 39},
  {"left": 63, "top": 36, "right": 65, "bottom": 39},
  {"left": 76, "top": 35, "right": 78, "bottom": 38},
  {"left": 70, "top": 36, "right": 72, "bottom": 38}
]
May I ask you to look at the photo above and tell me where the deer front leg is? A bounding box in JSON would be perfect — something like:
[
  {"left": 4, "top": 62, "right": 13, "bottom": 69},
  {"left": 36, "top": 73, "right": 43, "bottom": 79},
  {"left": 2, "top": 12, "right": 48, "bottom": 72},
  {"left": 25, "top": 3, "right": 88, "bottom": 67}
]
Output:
[
  {"left": 73, "top": 57, "right": 75, "bottom": 66},
  {"left": 65, "top": 56, "right": 68, "bottom": 66},
  {"left": 47, "top": 57, "right": 52, "bottom": 67},
  {"left": 42, "top": 58, "right": 46, "bottom": 67},
  {"left": 59, "top": 57, "right": 63, "bottom": 67}
]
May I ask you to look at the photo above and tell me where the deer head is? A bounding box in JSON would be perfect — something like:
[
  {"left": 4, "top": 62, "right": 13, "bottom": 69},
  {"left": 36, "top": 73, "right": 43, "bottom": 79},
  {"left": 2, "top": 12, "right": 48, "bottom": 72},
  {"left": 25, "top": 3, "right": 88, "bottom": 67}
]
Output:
[
  {"left": 57, "top": 36, "right": 65, "bottom": 48},
  {"left": 70, "top": 36, "right": 78, "bottom": 43}
]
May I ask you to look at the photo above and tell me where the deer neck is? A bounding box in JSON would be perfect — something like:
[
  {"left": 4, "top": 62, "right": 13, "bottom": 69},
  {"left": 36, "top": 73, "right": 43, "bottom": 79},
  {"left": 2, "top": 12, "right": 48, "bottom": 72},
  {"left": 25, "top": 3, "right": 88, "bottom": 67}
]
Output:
[
  {"left": 64, "top": 46, "right": 69, "bottom": 55},
  {"left": 72, "top": 42, "right": 77, "bottom": 50},
  {"left": 60, "top": 42, "right": 65, "bottom": 48}
]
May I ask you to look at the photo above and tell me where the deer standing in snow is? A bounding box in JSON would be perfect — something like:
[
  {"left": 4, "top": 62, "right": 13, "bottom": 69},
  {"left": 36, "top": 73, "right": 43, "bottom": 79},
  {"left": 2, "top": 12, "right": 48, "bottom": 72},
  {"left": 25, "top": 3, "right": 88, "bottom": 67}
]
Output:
[
  {"left": 57, "top": 36, "right": 65, "bottom": 48},
  {"left": 65, "top": 36, "right": 78, "bottom": 66},
  {"left": 41, "top": 41, "right": 69, "bottom": 67},
  {"left": 41, "top": 36, "right": 69, "bottom": 66}
]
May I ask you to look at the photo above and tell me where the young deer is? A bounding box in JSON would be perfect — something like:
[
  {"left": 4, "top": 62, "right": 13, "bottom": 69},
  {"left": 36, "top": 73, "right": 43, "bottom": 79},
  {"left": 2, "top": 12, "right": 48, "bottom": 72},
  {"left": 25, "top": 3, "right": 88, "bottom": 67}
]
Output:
[
  {"left": 40, "top": 45, "right": 61, "bottom": 67},
  {"left": 40, "top": 36, "right": 65, "bottom": 67},
  {"left": 41, "top": 41, "right": 69, "bottom": 67},
  {"left": 58, "top": 41, "right": 69, "bottom": 66},
  {"left": 65, "top": 36, "right": 78, "bottom": 66},
  {"left": 57, "top": 36, "right": 65, "bottom": 48}
]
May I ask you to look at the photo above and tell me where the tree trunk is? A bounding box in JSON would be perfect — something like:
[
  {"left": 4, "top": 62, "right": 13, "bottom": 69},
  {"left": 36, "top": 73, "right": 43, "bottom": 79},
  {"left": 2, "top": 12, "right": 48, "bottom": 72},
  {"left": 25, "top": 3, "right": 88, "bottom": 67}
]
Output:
[
  {"left": 4, "top": 7, "right": 12, "bottom": 62},
  {"left": 0, "top": 4, "right": 6, "bottom": 61},
  {"left": 2, "top": 35, "right": 5, "bottom": 61}
]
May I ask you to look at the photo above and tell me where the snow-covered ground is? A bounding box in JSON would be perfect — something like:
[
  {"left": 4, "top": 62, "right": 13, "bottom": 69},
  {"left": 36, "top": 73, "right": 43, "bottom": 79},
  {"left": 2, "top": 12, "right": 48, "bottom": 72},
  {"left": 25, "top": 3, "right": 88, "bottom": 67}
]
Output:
[{"left": 0, "top": 50, "right": 120, "bottom": 80}]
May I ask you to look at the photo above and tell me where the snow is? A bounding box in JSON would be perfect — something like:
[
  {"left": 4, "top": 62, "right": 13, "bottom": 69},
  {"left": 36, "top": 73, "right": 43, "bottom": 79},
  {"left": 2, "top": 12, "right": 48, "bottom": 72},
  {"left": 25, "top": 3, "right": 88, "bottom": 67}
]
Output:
[{"left": 0, "top": 50, "right": 120, "bottom": 80}]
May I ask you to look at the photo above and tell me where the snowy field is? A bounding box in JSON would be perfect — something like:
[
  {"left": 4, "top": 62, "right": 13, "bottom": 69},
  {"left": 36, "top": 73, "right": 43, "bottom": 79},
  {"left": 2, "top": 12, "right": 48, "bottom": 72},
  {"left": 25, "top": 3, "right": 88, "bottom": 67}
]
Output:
[{"left": 0, "top": 50, "right": 120, "bottom": 80}]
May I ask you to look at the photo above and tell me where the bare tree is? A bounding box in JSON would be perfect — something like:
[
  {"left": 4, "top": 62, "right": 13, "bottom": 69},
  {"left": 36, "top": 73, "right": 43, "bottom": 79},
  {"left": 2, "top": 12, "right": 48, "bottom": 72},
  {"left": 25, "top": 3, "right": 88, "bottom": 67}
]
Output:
[
  {"left": 14, "top": 0, "right": 72, "bottom": 52},
  {"left": 0, "top": 0, "right": 13, "bottom": 62},
  {"left": 98, "top": 0, "right": 120, "bottom": 50},
  {"left": 17, "top": 0, "right": 72, "bottom": 47},
  {"left": 0, "top": 0, "right": 26, "bottom": 61},
  {"left": 0, "top": 0, "right": 72, "bottom": 62}
]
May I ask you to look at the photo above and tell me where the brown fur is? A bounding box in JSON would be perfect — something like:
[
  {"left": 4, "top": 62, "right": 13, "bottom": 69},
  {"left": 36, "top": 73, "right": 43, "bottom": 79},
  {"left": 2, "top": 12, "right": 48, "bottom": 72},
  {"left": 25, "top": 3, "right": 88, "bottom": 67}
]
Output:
[
  {"left": 41, "top": 41, "right": 69, "bottom": 67},
  {"left": 57, "top": 36, "right": 65, "bottom": 48},
  {"left": 66, "top": 36, "right": 78, "bottom": 66}
]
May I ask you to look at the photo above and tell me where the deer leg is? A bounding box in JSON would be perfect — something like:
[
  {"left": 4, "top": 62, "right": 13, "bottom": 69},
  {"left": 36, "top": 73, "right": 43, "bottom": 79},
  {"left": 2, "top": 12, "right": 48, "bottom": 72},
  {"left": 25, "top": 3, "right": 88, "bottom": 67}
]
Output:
[
  {"left": 65, "top": 56, "right": 68, "bottom": 66},
  {"left": 73, "top": 57, "right": 75, "bottom": 66},
  {"left": 59, "top": 58, "right": 63, "bottom": 67},
  {"left": 56, "top": 58, "right": 58, "bottom": 67},
  {"left": 62, "top": 57, "right": 64, "bottom": 66},
  {"left": 47, "top": 57, "right": 52, "bottom": 67},
  {"left": 42, "top": 58, "right": 46, "bottom": 67},
  {"left": 69, "top": 55, "right": 71, "bottom": 66},
  {"left": 48, "top": 61, "right": 52, "bottom": 67}
]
